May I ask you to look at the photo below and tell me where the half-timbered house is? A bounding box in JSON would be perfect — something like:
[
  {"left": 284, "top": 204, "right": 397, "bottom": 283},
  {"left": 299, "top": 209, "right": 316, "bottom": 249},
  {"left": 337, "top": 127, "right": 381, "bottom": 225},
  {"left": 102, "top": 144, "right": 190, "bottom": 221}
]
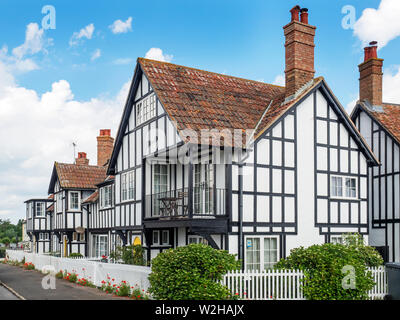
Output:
[
  {"left": 105, "top": 6, "right": 379, "bottom": 269},
  {"left": 24, "top": 196, "right": 53, "bottom": 254},
  {"left": 352, "top": 43, "right": 400, "bottom": 262}
]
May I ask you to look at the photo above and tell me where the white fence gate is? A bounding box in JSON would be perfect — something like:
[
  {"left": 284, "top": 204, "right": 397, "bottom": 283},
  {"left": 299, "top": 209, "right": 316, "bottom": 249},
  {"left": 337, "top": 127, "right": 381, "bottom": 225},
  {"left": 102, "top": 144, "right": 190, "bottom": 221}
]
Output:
[
  {"left": 222, "top": 267, "right": 388, "bottom": 300},
  {"left": 5, "top": 250, "right": 151, "bottom": 290}
]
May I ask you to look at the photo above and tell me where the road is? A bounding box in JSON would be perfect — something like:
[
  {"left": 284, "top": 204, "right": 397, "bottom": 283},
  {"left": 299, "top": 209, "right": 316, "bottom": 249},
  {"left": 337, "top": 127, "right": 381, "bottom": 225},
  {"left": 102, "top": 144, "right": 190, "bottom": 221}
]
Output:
[{"left": 0, "top": 263, "right": 127, "bottom": 300}]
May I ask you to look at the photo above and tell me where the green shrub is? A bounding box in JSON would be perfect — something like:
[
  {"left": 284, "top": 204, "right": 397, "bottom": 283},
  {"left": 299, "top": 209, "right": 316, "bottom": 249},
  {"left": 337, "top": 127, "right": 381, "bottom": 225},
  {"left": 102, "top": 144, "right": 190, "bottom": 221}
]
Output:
[
  {"left": 148, "top": 244, "right": 240, "bottom": 300},
  {"left": 275, "top": 233, "right": 383, "bottom": 300},
  {"left": 68, "top": 252, "right": 83, "bottom": 258},
  {"left": 130, "top": 285, "right": 151, "bottom": 300},
  {"left": 55, "top": 270, "right": 64, "bottom": 279}
]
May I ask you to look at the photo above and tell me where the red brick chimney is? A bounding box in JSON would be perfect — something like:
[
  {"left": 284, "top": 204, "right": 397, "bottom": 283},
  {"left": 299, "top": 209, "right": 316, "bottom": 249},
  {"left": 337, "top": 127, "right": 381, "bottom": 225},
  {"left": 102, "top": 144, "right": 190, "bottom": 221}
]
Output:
[
  {"left": 359, "top": 41, "right": 383, "bottom": 106},
  {"left": 284, "top": 6, "right": 316, "bottom": 98},
  {"left": 76, "top": 152, "right": 89, "bottom": 166},
  {"left": 97, "top": 129, "right": 114, "bottom": 167}
]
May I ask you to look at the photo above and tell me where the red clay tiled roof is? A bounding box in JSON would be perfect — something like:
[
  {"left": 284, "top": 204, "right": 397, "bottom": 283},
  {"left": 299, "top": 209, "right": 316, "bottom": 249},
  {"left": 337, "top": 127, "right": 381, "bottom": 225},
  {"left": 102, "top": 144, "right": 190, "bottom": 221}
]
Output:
[
  {"left": 82, "top": 190, "right": 99, "bottom": 204},
  {"left": 365, "top": 103, "right": 400, "bottom": 145},
  {"left": 139, "top": 58, "right": 286, "bottom": 147},
  {"left": 55, "top": 162, "right": 107, "bottom": 190}
]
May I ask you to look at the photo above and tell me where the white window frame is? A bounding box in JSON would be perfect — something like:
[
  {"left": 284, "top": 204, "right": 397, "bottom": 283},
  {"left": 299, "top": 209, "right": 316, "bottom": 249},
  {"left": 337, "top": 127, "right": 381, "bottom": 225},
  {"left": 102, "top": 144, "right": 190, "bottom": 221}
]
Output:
[
  {"left": 244, "top": 236, "right": 279, "bottom": 271},
  {"left": 153, "top": 230, "right": 160, "bottom": 246},
  {"left": 121, "top": 172, "right": 134, "bottom": 202},
  {"left": 136, "top": 94, "right": 156, "bottom": 126},
  {"left": 331, "top": 236, "right": 343, "bottom": 244},
  {"left": 100, "top": 185, "right": 113, "bottom": 209},
  {"left": 330, "top": 175, "right": 357, "bottom": 199},
  {"left": 36, "top": 202, "right": 45, "bottom": 217},
  {"left": 188, "top": 235, "right": 208, "bottom": 245},
  {"left": 93, "top": 235, "right": 108, "bottom": 257},
  {"left": 161, "top": 230, "right": 170, "bottom": 245},
  {"left": 69, "top": 191, "right": 80, "bottom": 211}
]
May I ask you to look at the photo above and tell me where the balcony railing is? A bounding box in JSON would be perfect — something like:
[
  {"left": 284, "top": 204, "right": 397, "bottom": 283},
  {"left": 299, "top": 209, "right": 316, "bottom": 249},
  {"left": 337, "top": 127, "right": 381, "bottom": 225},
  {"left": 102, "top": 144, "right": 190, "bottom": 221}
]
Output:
[{"left": 145, "top": 187, "right": 226, "bottom": 219}]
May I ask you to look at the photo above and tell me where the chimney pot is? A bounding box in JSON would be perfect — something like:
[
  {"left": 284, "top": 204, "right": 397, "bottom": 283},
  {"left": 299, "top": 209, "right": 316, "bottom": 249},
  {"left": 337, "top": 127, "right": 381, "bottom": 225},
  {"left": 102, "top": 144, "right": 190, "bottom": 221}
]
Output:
[
  {"left": 359, "top": 42, "right": 383, "bottom": 106},
  {"left": 290, "top": 5, "right": 301, "bottom": 22},
  {"left": 76, "top": 152, "right": 89, "bottom": 165},
  {"left": 284, "top": 6, "right": 316, "bottom": 98},
  {"left": 300, "top": 8, "right": 309, "bottom": 24},
  {"left": 97, "top": 129, "right": 114, "bottom": 166}
]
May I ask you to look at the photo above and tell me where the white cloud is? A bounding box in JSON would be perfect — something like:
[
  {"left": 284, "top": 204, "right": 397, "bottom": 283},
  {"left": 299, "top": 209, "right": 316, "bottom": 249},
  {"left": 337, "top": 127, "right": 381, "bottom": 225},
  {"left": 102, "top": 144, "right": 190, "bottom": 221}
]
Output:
[
  {"left": 272, "top": 74, "right": 285, "bottom": 86},
  {"left": 69, "top": 23, "right": 95, "bottom": 46},
  {"left": 113, "top": 58, "right": 133, "bottom": 65},
  {"left": 0, "top": 64, "right": 130, "bottom": 223},
  {"left": 109, "top": 17, "right": 133, "bottom": 34},
  {"left": 91, "top": 48, "right": 101, "bottom": 61},
  {"left": 144, "top": 48, "right": 173, "bottom": 62},
  {"left": 353, "top": 0, "right": 400, "bottom": 48},
  {"left": 383, "top": 65, "right": 400, "bottom": 103},
  {"left": 12, "top": 23, "right": 46, "bottom": 58}
]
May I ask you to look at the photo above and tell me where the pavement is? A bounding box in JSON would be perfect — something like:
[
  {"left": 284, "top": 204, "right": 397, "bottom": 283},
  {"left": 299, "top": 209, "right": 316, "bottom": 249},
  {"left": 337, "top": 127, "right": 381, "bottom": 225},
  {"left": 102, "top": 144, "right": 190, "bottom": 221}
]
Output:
[
  {"left": 0, "top": 284, "right": 18, "bottom": 300},
  {"left": 0, "top": 263, "right": 127, "bottom": 300}
]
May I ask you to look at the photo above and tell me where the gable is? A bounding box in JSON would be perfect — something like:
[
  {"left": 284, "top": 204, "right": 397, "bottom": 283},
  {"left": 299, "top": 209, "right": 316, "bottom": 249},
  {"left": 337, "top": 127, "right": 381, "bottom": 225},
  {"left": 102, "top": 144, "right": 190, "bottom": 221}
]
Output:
[{"left": 108, "top": 63, "right": 182, "bottom": 174}]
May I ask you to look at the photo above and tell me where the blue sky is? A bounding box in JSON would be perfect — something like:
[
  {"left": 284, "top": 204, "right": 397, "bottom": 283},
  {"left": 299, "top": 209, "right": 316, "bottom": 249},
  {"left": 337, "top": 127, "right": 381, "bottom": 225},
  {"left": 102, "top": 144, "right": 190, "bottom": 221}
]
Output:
[
  {"left": 1, "top": 0, "right": 396, "bottom": 104},
  {"left": 1, "top": 0, "right": 400, "bottom": 223}
]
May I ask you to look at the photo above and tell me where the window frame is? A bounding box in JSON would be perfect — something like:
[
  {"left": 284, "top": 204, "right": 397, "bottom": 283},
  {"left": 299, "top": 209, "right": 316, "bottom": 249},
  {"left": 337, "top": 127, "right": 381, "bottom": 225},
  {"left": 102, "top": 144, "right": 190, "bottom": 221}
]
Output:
[
  {"left": 100, "top": 185, "right": 113, "bottom": 209},
  {"left": 121, "top": 172, "right": 134, "bottom": 202},
  {"left": 244, "top": 236, "right": 280, "bottom": 271},
  {"left": 330, "top": 175, "right": 358, "bottom": 200},
  {"left": 136, "top": 93, "right": 156, "bottom": 126},
  {"left": 161, "top": 230, "right": 170, "bottom": 245},
  {"left": 69, "top": 191, "right": 80, "bottom": 211},
  {"left": 35, "top": 202, "right": 45, "bottom": 217},
  {"left": 152, "top": 230, "right": 160, "bottom": 246}
]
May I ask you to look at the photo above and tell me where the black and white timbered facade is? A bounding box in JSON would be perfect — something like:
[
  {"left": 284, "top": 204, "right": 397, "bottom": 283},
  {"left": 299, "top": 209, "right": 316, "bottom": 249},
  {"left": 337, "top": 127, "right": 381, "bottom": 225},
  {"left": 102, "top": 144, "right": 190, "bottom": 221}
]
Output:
[{"left": 24, "top": 198, "right": 53, "bottom": 254}]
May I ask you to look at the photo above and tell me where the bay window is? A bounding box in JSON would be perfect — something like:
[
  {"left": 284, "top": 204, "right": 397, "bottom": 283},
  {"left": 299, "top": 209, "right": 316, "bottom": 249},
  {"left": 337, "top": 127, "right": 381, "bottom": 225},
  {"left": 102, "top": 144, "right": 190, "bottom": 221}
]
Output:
[{"left": 36, "top": 202, "right": 44, "bottom": 217}]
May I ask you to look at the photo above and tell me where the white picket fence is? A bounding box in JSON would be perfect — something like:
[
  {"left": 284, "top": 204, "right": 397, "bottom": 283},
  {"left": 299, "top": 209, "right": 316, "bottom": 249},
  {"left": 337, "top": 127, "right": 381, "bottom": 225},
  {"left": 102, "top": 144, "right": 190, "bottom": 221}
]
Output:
[
  {"left": 222, "top": 267, "right": 388, "bottom": 300},
  {"left": 5, "top": 250, "right": 151, "bottom": 290}
]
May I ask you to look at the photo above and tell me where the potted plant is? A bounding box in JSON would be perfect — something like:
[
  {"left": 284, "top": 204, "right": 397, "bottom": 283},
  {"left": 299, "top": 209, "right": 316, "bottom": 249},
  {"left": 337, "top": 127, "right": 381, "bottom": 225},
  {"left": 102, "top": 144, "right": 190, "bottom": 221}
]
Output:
[{"left": 101, "top": 255, "right": 108, "bottom": 263}]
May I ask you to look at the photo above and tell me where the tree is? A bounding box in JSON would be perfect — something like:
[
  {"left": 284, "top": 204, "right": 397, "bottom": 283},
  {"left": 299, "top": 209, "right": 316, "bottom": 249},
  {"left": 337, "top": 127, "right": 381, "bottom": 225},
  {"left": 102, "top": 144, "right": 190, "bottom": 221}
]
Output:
[{"left": 1, "top": 237, "right": 11, "bottom": 247}]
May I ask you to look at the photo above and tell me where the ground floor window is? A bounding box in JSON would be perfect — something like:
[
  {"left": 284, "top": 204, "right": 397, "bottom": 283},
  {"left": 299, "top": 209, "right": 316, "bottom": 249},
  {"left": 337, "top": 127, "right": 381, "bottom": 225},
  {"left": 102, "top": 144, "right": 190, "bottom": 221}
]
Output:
[
  {"left": 245, "top": 236, "right": 279, "bottom": 270},
  {"left": 93, "top": 235, "right": 108, "bottom": 257},
  {"left": 331, "top": 236, "right": 343, "bottom": 244},
  {"left": 188, "top": 235, "right": 208, "bottom": 245},
  {"left": 39, "top": 233, "right": 49, "bottom": 241}
]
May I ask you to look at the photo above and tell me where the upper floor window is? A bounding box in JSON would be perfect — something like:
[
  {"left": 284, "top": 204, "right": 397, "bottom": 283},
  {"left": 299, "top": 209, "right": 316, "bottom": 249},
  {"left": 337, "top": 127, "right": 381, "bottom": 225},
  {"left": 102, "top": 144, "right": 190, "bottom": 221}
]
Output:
[
  {"left": 36, "top": 202, "right": 45, "bottom": 217},
  {"left": 121, "top": 171, "right": 134, "bottom": 202},
  {"left": 100, "top": 185, "right": 112, "bottom": 208},
  {"left": 331, "top": 176, "right": 357, "bottom": 199},
  {"left": 136, "top": 94, "right": 156, "bottom": 126},
  {"left": 69, "top": 191, "right": 80, "bottom": 210}
]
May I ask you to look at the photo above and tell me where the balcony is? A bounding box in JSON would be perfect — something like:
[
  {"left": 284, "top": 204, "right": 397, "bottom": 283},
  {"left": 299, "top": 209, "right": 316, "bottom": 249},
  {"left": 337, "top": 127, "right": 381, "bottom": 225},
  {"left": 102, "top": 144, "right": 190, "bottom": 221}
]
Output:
[{"left": 145, "top": 187, "right": 226, "bottom": 219}]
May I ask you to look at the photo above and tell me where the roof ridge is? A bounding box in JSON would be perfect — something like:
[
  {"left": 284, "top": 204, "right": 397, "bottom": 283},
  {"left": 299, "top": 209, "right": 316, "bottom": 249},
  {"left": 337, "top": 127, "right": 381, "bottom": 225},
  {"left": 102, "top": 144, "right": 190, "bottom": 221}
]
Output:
[
  {"left": 56, "top": 162, "right": 105, "bottom": 169},
  {"left": 138, "top": 57, "right": 285, "bottom": 89}
]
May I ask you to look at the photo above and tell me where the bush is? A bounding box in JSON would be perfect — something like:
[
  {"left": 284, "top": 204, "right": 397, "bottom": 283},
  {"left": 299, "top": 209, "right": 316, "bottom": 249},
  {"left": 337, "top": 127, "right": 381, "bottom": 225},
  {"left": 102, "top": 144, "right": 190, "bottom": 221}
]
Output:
[
  {"left": 274, "top": 233, "right": 383, "bottom": 300},
  {"left": 110, "top": 245, "right": 145, "bottom": 265},
  {"left": 0, "top": 247, "right": 6, "bottom": 258},
  {"left": 149, "top": 244, "right": 240, "bottom": 300},
  {"left": 130, "top": 285, "right": 151, "bottom": 300},
  {"left": 64, "top": 272, "right": 78, "bottom": 283},
  {"left": 55, "top": 270, "right": 64, "bottom": 279},
  {"left": 68, "top": 252, "right": 83, "bottom": 258}
]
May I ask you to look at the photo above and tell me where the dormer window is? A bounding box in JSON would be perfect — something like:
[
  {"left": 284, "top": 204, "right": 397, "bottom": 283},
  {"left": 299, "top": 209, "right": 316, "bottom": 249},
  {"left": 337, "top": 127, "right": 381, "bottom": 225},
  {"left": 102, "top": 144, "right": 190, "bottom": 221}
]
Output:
[{"left": 136, "top": 94, "right": 156, "bottom": 126}]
